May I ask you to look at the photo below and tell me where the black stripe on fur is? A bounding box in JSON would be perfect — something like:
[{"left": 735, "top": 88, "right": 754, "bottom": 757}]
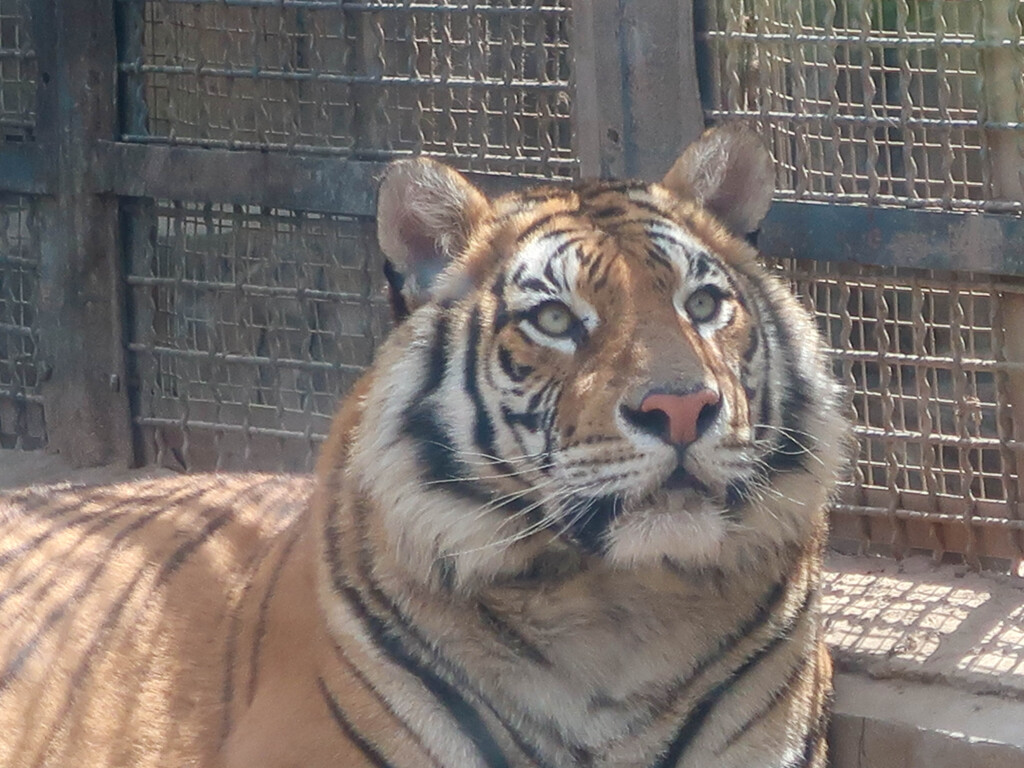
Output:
[
  {"left": 36, "top": 493, "right": 254, "bottom": 755},
  {"left": 0, "top": 487, "right": 219, "bottom": 695},
  {"left": 652, "top": 583, "right": 816, "bottom": 768},
  {"left": 714, "top": 653, "right": 812, "bottom": 754},
  {"left": 757, "top": 291, "right": 815, "bottom": 474},
  {"left": 405, "top": 403, "right": 492, "bottom": 505},
  {"left": 317, "top": 676, "right": 395, "bottom": 768},
  {"left": 322, "top": 505, "right": 514, "bottom": 768}
]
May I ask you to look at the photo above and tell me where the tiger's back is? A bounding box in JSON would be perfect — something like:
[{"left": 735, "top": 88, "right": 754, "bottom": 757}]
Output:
[{"left": 0, "top": 474, "right": 311, "bottom": 767}]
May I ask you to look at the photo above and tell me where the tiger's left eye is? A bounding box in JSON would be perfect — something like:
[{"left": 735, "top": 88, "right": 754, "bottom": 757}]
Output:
[
  {"left": 532, "top": 302, "right": 575, "bottom": 337},
  {"left": 684, "top": 288, "right": 722, "bottom": 323}
]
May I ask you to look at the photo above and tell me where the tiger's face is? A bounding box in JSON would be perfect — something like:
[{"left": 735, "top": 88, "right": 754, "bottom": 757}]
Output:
[
  {"left": 353, "top": 127, "right": 846, "bottom": 590},
  {"left": 457, "top": 190, "right": 769, "bottom": 558}
]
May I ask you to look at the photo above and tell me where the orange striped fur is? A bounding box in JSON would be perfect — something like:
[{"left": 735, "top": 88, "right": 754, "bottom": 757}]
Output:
[{"left": 0, "top": 127, "right": 846, "bottom": 767}]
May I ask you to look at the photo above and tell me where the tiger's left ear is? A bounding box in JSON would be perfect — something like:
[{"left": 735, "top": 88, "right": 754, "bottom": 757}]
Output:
[
  {"left": 661, "top": 125, "right": 774, "bottom": 239},
  {"left": 377, "top": 158, "right": 490, "bottom": 320}
]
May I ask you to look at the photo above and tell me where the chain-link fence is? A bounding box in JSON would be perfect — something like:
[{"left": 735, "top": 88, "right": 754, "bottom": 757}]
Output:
[
  {"left": 126, "top": 200, "right": 388, "bottom": 470},
  {"left": 699, "top": 0, "right": 1021, "bottom": 210},
  {"left": 0, "top": 193, "right": 42, "bottom": 449},
  {"left": 0, "top": 0, "right": 35, "bottom": 142}
]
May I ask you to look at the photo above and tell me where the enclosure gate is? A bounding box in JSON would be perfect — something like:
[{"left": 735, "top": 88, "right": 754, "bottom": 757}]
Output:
[{"left": 1, "top": 0, "right": 1024, "bottom": 571}]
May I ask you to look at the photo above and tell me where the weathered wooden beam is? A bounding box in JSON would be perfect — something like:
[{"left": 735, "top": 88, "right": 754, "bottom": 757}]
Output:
[
  {"left": 571, "top": 1, "right": 626, "bottom": 179},
  {"left": 31, "top": 0, "right": 133, "bottom": 467},
  {"left": 95, "top": 141, "right": 559, "bottom": 214},
  {"left": 96, "top": 141, "right": 384, "bottom": 216},
  {"left": 760, "top": 201, "right": 1024, "bottom": 278},
  {"left": 572, "top": 1, "right": 705, "bottom": 181},
  {"left": 100, "top": 140, "right": 1024, "bottom": 278}
]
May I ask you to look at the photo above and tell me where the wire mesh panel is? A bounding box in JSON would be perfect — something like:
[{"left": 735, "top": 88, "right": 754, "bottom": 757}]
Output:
[
  {"left": 0, "top": 194, "right": 43, "bottom": 449},
  {"left": 698, "top": 0, "right": 1024, "bottom": 211},
  {"left": 125, "top": 202, "right": 390, "bottom": 472},
  {"left": 116, "top": 1, "right": 577, "bottom": 473},
  {"left": 0, "top": 0, "right": 40, "bottom": 448},
  {"left": 0, "top": 0, "right": 35, "bottom": 143},
  {"left": 700, "top": 0, "right": 1024, "bottom": 571},
  {"left": 771, "top": 258, "right": 1024, "bottom": 570},
  {"left": 119, "top": 0, "right": 575, "bottom": 177}
]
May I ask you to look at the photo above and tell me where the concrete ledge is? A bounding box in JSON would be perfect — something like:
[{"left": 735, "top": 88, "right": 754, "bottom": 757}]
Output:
[
  {"left": 831, "top": 673, "right": 1024, "bottom": 768},
  {"left": 825, "top": 553, "right": 1024, "bottom": 767}
]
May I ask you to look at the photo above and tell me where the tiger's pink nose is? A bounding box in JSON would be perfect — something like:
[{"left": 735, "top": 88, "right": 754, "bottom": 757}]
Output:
[{"left": 639, "top": 389, "right": 721, "bottom": 446}]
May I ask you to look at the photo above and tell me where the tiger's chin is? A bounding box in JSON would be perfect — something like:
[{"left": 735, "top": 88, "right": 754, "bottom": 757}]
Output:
[{"left": 603, "top": 488, "right": 731, "bottom": 570}]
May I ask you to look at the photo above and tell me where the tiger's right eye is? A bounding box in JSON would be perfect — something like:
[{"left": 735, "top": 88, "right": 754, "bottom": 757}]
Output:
[
  {"left": 684, "top": 287, "right": 723, "bottom": 323},
  {"left": 531, "top": 302, "right": 575, "bottom": 337}
]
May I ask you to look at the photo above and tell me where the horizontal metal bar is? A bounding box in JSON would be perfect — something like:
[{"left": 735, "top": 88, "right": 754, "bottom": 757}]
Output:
[
  {"left": 0, "top": 255, "right": 38, "bottom": 269},
  {"left": 0, "top": 322, "right": 34, "bottom": 338},
  {"left": 761, "top": 201, "right": 1024, "bottom": 278},
  {"left": 117, "top": 135, "right": 576, "bottom": 172},
  {"left": 0, "top": 118, "right": 37, "bottom": 130},
  {"left": 125, "top": 274, "right": 377, "bottom": 305},
  {"left": 771, "top": 190, "right": 1021, "bottom": 214},
  {"left": 832, "top": 503, "right": 1024, "bottom": 532},
  {"left": 144, "top": 0, "right": 570, "bottom": 14},
  {"left": 0, "top": 144, "right": 55, "bottom": 195},
  {"left": 0, "top": 47, "right": 35, "bottom": 59},
  {"left": 777, "top": 267, "right": 1024, "bottom": 295},
  {"left": 135, "top": 415, "right": 328, "bottom": 443},
  {"left": 117, "top": 62, "right": 571, "bottom": 92},
  {"left": 709, "top": 108, "right": 1022, "bottom": 132},
  {"left": 829, "top": 348, "right": 1024, "bottom": 375},
  {"left": 97, "top": 141, "right": 565, "bottom": 212},
  {"left": 127, "top": 342, "right": 367, "bottom": 375},
  {"left": 852, "top": 424, "right": 1022, "bottom": 451},
  {"left": 117, "top": 135, "right": 581, "bottom": 173},
  {"left": 700, "top": 30, "right": 1013, "bottom": 50},
  {"left": 0, "top": 389, "right": 43, "bottom": 404}
]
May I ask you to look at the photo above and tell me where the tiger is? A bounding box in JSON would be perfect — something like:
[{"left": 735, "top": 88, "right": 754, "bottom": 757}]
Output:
[{"left": 0, "top": 125, "right": 847, "bottom": 768}]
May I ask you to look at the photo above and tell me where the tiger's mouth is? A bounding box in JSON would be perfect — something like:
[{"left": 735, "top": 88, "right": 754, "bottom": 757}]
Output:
[
  {"left": 663, "top": 465, "right": 710, "bottom": 494},
  {"left": 564, "top": 465, "right": 713, "bottom": 553}
]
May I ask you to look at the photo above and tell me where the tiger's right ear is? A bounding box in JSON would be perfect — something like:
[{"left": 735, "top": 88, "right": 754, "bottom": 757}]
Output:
[
  {"left": 377, "top": 158, "right": 490, "bottom": 320},
  {"left": 661, "top": 125, "right": 774, "bottom": 240}
]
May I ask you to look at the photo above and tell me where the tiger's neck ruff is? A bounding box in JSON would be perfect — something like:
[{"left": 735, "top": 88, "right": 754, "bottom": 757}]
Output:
[{"left": 310, "top": 127, "right": 847, "bottom": 767}]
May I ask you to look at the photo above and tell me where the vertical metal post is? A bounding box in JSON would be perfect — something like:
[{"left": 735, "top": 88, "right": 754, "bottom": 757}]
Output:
[
  {"left": 353, "top": 9, "right": 386, "bottom": 156},
  {"left": 31, "top": 0, "right": 133, "bottom": 467},
  {"left": 573, "top": 1, "right": 705, "bottom": 181}
]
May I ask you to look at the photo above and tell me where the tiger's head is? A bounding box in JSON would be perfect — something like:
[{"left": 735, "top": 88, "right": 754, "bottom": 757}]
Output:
[{"left": 339, "top": 127, "right": 847, "bottom": 591}]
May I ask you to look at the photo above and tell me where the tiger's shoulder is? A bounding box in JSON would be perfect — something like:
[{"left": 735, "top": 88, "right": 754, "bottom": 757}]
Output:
[{"left": 0, "top": 472, "right": 314, "bottom": 768}]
